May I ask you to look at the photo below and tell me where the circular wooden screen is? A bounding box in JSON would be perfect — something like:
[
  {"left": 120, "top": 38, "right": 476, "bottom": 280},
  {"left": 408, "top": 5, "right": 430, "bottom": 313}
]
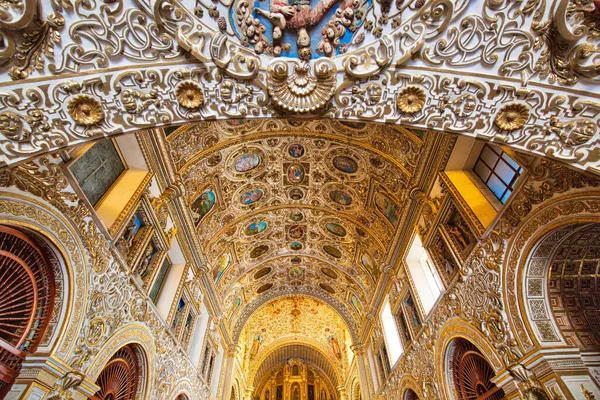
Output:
[
  {"left": 0, "top": 226, "right": 55, "bottom": 396},
  {"left": 451, "top": 340, "right": 504, "bottom": 400},
  {"left": 91, "top": 345, "right": 140, "bottom": 400}
]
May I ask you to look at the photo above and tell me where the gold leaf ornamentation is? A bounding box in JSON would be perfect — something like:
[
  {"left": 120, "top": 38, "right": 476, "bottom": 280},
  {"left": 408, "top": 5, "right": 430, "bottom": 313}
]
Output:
[
  {"left": 67, "top": 95, "right": 104, "bottom": 126},
  {"left": 494, "top": 103, "right": 530, "bottom": 130},
  {"left": 267, "top": 59, "right": 336, "bottom": 114},
  {"left": 396, "top": 86, "right": 426, "bottom": 113},
  {"left": 175, "top": 81, "right": 204, "bottom": 109}
]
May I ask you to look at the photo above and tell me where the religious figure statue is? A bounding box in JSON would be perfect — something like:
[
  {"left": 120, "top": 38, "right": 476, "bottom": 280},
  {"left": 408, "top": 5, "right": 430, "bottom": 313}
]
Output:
[{"left": 234, "top": 0, "right": 367, "bottom": 58}]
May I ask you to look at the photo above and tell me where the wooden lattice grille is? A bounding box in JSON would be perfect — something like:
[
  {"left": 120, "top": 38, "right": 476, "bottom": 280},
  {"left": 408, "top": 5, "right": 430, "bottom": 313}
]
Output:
[
  {"left": 451, "top": 340, "right": 504, "bottom": 400},
  {"left": 91, "top": 345, "right": 140, "bottom": 400},
  {"left": 0, "top": 226, "right": 55, "bottom": 396}
]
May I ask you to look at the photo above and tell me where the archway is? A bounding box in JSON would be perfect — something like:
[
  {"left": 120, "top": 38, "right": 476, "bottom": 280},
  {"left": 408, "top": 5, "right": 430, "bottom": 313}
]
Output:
[
  {"left": 445, "top": 338, "right": 505, "bottom": 400},
  {"left": 0, "top": 225, "right": 56, "bottom": 397},
  {"left": 90, "top": 344, "right": 146, "bottom": 400},
  {"left": 403, "top": 388, "right": 419, "bottom": 400},
  {"left": 522, "top": 223, "right": 600, "bottom": 349}
]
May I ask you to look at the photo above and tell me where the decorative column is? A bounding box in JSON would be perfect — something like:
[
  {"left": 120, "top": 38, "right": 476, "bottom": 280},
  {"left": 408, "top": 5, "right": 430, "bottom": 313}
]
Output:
[
  {"left": 351, "top": 344, "right": 371, "bottom": 400},
  {"left": 221, "top": 344, "right": 241, "bottom": 400},
  {"left": 337, "top": 386, "right": 347, "bottom": 400},
  {"left": 244, "top": 386, "right": 254, "bottom": 400}
]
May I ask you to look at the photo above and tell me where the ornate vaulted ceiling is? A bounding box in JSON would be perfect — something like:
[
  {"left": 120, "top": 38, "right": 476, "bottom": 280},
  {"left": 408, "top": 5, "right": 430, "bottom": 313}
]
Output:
[{"left": 166, "top": 119, "right": 428, "bottom": 327}]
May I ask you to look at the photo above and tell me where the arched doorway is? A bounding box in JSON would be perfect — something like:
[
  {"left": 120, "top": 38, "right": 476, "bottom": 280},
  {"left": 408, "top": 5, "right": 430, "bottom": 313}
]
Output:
[
  {"left": 90, "top": 344, "right": 145, "bottom": 400},
  {"left": 403, "top": 388, "right": 419, "bottom": 400},
  {"left": 0, "top": 226, "right": 56, "bottom": 397},
  {"left": 522, "top": 222, "right": 600, "bottom": 349},
  {"left": 446, "top": 338, "right": 505, "bottom": 400}
]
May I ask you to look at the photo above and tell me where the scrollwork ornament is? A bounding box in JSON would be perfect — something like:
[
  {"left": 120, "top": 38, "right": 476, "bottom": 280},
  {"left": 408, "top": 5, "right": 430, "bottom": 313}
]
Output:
[
  {"left": 176, "top": 81, "right": 205, "bottom": 109},
  {"left": 396, "top": 86, "right": 426, "bottom": 113},
  {"left": 67, "top": 95, "right": 104, "bottom": 126},
  {"left": 545, "top": 115, "right": 597, "bottom": 145},
  {"left": 494, "top": 103, "right": 530, "bottom": 130}
]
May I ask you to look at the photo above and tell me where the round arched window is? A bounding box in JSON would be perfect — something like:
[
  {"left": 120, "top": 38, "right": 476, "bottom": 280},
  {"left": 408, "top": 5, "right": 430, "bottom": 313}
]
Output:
[
  {"left": 0, "top": 226, "right": 55, "bottom": 397},
  {"left": 449, "top": 339, "right": 504, "bottom": 400},
  {"left": 91, "top": 345, "right": 141, "bottom": 400}
]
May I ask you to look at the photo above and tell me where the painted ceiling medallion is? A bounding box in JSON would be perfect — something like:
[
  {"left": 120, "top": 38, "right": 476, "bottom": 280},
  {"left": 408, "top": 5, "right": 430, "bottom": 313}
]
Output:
[
  {"left": 245, "top": 221, "right": 267, "bottom": 236},
  {"left": 291, "top": 256, "right": 302, "bottom": 264},
  {"left": 254, "top": 267, "right": 272, "bottom": 279},
  {"left": 396, "top": 86, "right": 426, "bottom": 114},
  {"left": 289, "top": 266, "right": 304, "bottom": 279},
  {"left": 240, "top": 188, "right": 264, "bottom": 205},
  {"left": 288, "top": 144, "right": 305, "bottom": 158},
  {"left": 290, "top": 241, "right": 303, "bottom": 250},
  {"left": 320, "top": 283, "right": 335, "bottom": 294},
  {"left": 250, "top": 244, "right": 270, "bottom": 259},
  {"left": 67, "top": 95, "right": 104, "bottom": 125},
  {"left": 191, "top": 190, "right": 216, "bottom": 224},
  {"left": 235, "top": 153, "right": 261, "bottom": 172},
  {"left": 329, "top": 189, "right": 352, "bottom": 205},
  {"left": 325, "top": 222, "right": 347, "bottom": 237},
  {"left": 175, "top": 81, "right": 204, "bottom": 109},
  {"left": 333, "top": 156, "right": 358, "bottom": 173},
  {"left": 289, "top": 225, "right": 305, "bottom": 239},
  {"left": 267, "top": 59, "right": 336, "bottom": 113},
  {"left": 494, "top": 103, "right": 530, "bottom": 130},
  {"left": 257, "top": 283, "right": 273, "bottom": 294},
  {"left": 289, "top": 187, "right": 305, "bottom": 200},
  {"left": 287, "top": 164, "right": 306, "bottom": 184},
  {"left": 321, "top": 267, "right": 338, "bottom": 279},
  {"left": 323, "top": 245, "right": 342, "bottom": 258},
  {"left": 289, "top": 211, "right": 304, "bottom": 221}
]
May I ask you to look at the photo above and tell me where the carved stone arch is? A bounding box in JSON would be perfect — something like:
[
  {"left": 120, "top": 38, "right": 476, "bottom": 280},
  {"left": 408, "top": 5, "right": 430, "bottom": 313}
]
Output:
[
  {"left": 0, "top": 193, "right": 88, "bottom": 359},
  {"left": 232, "top": 290, "right": 359, "bottom": 343},
  {"left": 169, "top": 378, "right": 193, "bottom": 400},
  {"left": 351, "top": 377, "right": 361, "bottom": 400},
  {"left": 249, "top": 339, "right": 342, "bottom": 388},
  {"left": 399, "top": 375, "right": 423, "bottom": 400},
  {"left": 86, "top": 323, "right": 156, "bottom": 399},
  {"left": 436, "top": 318, "right": 505, "bottom": 400},
  {"left": 503, "top": 191, "right": 600, "bottom": 352}
]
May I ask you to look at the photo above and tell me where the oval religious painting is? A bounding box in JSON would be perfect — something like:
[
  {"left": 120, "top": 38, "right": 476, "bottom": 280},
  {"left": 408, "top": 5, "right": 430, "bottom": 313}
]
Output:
[
  {"left": 333, "top": 156, "right": 358, "bottom": 174},
  {"left": 289, "top": 188, "right": 304, "bottom": 200},
  {"left": 375, "top": 192, "right": 400, "bottom": 226},
  {"left": 321, "top": 267, "right": 338, "bottom": 279},
  {"left": 213, "top": 253, "right": 231, "bottom": 282},
  {"left": 287, "top": 164, "right": 305, "bottom": 184},
  {"left": 245, "top": 221, "right": 267, "bottom": 236},
  {"left": 325, "top": 222, "right": 347, "bottom": 237},
  {"left": 240, "top": 188, "right": 264, "bottom": 205},
  {"left": 289, "top": 211, "right": 304, "bottom": 222},
  {"left": 320, "top": 283, "right": 336, "bottom": 294},
  {"left": 288, "top": 143, "right": 305, "bottom": 158},
  {"left": 254, "top": 267, "right": 272, "bottom": 280},
  {"left": 290, "top": 256, "right": 302, "bottom": 264},
  {"left": 250, "top": 245, "right": 269, "bottom": 259},
  {"left": 289, "top": 266, "right": 303, "bottom": 279},
  {"left": 323, "top": 245, "right": 342, "bottom": 259},
  {"left": 257, "top": 283, "right": 273, "bottom": 294},
  {"left": 329, "top": 189, "right": 352, "bottom": 206},
  {"left": 191, "top": 190, "right": 216, "bottom": 224},
  {"left": 288, "top": 225, "right": 305, "bottom": 239},
  {"left": 290, "top": 241, "right": 303, "bottom": 251},
  {"left": 234, "top": 153, "right": 260, "bottom": 172},
  {"left": 361, "top": 253, "right": 378, "bottom": 279}
]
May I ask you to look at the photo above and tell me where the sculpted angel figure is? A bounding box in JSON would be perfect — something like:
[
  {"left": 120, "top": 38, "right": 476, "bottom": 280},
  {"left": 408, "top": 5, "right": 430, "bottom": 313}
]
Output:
[{"left": 254, "top": 0, "right": 357, "bottom": 58}]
